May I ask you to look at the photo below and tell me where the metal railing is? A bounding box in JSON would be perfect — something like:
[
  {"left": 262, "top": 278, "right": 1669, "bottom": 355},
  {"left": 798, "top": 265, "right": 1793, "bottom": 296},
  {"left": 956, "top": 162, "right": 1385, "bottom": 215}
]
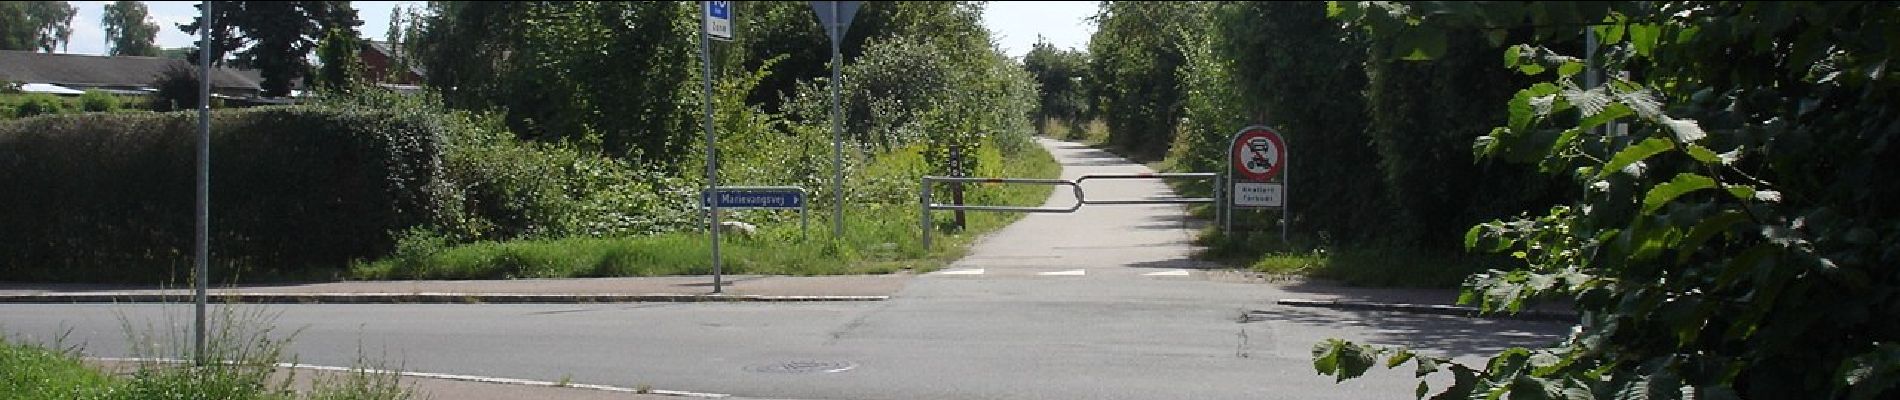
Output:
[
  {"left": 920, "top": 176, "right": 1085, "bottom": 249},
  {"left": 918, "top": 173, "right": 1223, "bottom": 249},
  {"left": 1073, "top": 173, "right": 1221, "bottom": 206}
]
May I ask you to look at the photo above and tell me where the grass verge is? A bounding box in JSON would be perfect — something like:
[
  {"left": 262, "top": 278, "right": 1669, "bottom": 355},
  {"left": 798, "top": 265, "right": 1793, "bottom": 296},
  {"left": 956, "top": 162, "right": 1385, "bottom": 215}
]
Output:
[
  {"left": 1193, "top": 226, "right": 1500, "bottom": 288},
  {"left": 1, "top": 304, "right": 410, "bottom": 400},
  {"left": 351, "top": 141, "right": 1062, "bottom": 280}
]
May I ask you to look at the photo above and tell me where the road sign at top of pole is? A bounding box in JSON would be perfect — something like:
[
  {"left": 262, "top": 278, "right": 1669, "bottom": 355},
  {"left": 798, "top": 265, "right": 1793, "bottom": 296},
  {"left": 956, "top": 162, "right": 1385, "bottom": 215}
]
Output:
[
  {"left": 706, "top": 1, "right": 734, "bottom": 41},
  {"left": 809, "top": 1, "right": 863, "bottom": 45},
  {"left": 1232, "top": 126, "right": 1287, "bottom": 182}
]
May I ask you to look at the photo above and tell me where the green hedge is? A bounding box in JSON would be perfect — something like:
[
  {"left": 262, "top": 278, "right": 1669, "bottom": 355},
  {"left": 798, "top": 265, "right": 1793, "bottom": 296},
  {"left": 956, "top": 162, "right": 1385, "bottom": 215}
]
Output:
[{"left": 0, "top": 107, "right": 449, "bottom": 282}]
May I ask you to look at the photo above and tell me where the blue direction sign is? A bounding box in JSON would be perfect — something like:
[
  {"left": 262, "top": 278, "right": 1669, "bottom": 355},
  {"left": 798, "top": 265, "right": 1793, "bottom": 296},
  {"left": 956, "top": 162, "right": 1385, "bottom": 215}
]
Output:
[
  {"left": 702, "top": 187, "right": 805, "bottom": 209},
  {"left": 705, "top": 1, "right": 734, "bottom": 41}
]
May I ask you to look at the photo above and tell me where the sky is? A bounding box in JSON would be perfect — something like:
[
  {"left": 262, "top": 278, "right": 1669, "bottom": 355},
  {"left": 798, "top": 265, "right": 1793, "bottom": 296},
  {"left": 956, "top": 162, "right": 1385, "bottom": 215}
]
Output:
[{"left": 57, "top": 1, "right": 1098, "bottom": 60}]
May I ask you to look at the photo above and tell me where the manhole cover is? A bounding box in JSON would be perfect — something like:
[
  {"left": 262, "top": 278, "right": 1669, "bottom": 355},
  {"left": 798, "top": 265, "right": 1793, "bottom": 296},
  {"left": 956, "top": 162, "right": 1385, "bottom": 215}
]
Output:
[{"left": 744, "top": 361, "right": 857, "bottom": 374}]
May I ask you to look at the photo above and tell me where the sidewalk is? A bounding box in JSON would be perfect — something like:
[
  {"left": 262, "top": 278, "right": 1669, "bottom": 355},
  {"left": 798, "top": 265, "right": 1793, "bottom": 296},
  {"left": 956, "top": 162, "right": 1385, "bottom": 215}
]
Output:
[{"left": 0, "top": 274, "right": 910, "bottom": 304}]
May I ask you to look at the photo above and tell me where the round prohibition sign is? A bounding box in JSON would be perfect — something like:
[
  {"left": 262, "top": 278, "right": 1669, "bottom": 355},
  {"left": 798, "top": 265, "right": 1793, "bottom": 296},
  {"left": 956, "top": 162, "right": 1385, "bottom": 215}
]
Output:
[{"left": 1232, "top": 126, "right": 1286, "bottom": 182}]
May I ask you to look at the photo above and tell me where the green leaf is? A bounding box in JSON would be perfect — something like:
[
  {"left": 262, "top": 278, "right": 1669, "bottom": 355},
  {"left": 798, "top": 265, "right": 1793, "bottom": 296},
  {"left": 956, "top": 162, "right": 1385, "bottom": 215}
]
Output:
[
  {"left": 1313, "top": 340, "right": 1342, "bottom": 375},
  {"left": 1388, "top": 348, "right": 1416, "bottom": 368},
  {"left": 1596, "top": 18, "right": 1627, "bottom": 43},
  {"left": 1465, "top": 225, "right": 1484, "bottom": 250},
  {"left": 1725, "top": 185, "right": 1756, "bottom": 202},
  {"left": 1628, "top": 23, "right": 1661, "bottom": 56},
  {"left": 1678, "top": 210, "right": 1748, "bottom": 264},
  {"left": 1558, "top": 61, "right": 1585, "bottom": 78},
  {"left": 1643, "top": 173, "right": 1717, "bottom": 214},
  {"left": 1684, "top": 144, "right": 1720, "bottom": 164},
  {"left": 1599, "top": 138, "right": 1675, "bottom": 179},
  {"left": 1417, "top": 381, "right": 1431, "bottom": 400},
  {"left": 1504, "top": 44, "right": 1528, "bottom": 68},
  {"left": 1578, "top": 103, "right": 1634, "bottom": 131},
  {"left": 1415, "top": 355, "right": 1441, "bottom": 378}
]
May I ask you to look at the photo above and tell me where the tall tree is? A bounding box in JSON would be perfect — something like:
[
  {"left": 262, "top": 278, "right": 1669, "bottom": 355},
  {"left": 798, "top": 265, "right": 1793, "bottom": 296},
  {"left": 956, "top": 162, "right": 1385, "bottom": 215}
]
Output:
[
  {"left": 312, "top": 26, "right": 362, "bottom": 93},
  {"left": 102, "top": 1, "right": 159, "bottom": 56},
  {"left": 179, "top": 1, "right": 362, "bottom": 97},
  {"left": 0, "top": 1, "right": 76, "bottom": 52},
  {"left": 1021, "top": 36, "right": 1090, "bottom": 133},
  {"left": 1088, "top": 1, "right": 1208, "bottom": 159}
]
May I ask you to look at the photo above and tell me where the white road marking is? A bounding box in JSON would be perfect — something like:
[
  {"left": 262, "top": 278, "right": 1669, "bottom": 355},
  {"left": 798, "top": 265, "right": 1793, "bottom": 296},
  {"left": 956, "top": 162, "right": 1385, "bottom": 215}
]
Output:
[
  {"left": 91, "top": 357, "right": 728, "bottom": 398},
  {"left": 1037, "top": 269, "right": 1087, "bottom": 276},
  {"left": 937, "top": 268, "right": 986, "bottom": 275},
  {"left": 1143, "top": 269, "right": 1192, "bottom": 277}
]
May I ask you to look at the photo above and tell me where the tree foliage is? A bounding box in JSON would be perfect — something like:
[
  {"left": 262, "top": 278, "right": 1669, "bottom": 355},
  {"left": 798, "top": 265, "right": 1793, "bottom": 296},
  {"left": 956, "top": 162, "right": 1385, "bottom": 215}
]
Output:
[
  {"left": 0, "top": 1, "right": 75, "bottom": 52},
  {"left": 411, "top": 1, "right": 699, "bottom": 163},
  {"left": 102, "top": 1, "right": 159, "bottom": 57},
  {"left": 1022, "top": 37, "right": 1091, "bottom": 133},
  {"left": 313, "top": 26, "right": 363, "bottom": 93},
  {"left": 1088, "top": 1, "right": 1208, "bottom": 159},
  {"left": 180, "top": 1, "right": 362, "bottom": 97},
  {"left": 1207, "top": 1, "right": 1393, "bottom": 243},
  {"left": 1315, "top": 2, "right": 1900, "bottom": 399}
]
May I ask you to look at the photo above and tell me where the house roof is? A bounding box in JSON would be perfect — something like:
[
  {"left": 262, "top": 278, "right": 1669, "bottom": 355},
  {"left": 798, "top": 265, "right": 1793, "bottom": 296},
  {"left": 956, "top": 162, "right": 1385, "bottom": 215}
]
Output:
[
  {"left": 363, "top": 41, "right": 427, "bottom": 78},
  {"left": 0, "top": 50, "right": 264, "bottom": 91}
]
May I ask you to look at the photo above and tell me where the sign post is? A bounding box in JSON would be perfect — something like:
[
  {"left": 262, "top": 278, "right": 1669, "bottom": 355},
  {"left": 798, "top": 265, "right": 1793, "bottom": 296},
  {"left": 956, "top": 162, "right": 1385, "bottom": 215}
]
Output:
[
  {"left": 193, "top": 0, "right": 212, "bottom": 367},
  {"left": 1224, "top": 126, "right": 1289, "bottom": 244},
  {"left": 701, "top": 1, "right": 731, "bottom": 293},
  {"left": 810, "top": 1, "right": 862, "bottom": 238}
]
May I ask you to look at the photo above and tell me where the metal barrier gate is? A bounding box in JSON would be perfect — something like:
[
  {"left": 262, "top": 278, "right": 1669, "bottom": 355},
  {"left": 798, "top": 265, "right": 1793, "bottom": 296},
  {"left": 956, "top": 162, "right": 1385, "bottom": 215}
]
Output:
[{"left": 920, "top": 173, "right": 1221, "bottom": 249}]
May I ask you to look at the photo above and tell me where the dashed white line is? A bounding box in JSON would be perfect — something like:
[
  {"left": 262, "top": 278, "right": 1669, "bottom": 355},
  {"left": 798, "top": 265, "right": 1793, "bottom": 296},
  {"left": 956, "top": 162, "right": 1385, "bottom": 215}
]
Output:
[
  {"left": 1036, "top": 269, "right": 1087, "bottom": 276},
  {"left": 1143, "top": 269, "right": 1191, "bottom": 277},
  {"left": 937, "top": 268, "right": 986, "bottom": 275}
]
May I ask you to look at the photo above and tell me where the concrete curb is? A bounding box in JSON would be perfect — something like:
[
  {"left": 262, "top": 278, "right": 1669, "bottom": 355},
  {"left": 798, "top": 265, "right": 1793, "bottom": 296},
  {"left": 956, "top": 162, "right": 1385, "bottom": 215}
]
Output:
[
  {"left": 1273, "top": 298, "right": 1578, "bottom": 322},
  {"left": 0, "top": 293, "right": 890, "bottom": 304}
]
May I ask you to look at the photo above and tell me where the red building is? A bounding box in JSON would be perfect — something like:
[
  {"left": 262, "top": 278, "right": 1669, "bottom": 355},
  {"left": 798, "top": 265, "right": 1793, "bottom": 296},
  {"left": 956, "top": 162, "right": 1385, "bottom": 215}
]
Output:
[{"left": 360, "top": 41, "right": 424, "bottom": 86}]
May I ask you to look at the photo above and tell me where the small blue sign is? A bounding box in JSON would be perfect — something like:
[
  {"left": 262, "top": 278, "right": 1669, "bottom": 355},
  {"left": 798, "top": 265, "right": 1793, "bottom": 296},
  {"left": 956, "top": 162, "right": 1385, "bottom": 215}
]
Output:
[
  {"left": 705, "top": 1, "right": 733, "bottom": 41},
  {"left": 703, "top": 188, "right": 805, "bottom": 209}
]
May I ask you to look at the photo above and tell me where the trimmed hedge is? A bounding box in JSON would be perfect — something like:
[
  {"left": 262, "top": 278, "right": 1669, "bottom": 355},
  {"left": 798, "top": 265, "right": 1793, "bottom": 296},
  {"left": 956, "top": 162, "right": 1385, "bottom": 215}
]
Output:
[{"left": 0, "top": 107, "right": 448, "bottom": 282}]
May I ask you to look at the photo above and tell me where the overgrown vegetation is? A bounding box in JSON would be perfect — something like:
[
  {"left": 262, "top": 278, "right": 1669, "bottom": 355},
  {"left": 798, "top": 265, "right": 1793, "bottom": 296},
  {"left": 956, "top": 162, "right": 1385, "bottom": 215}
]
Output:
[
  {"left": 1310, "top": 2, "right": 1900, "bottom": 399},
  {"left": 1084, "top": 1, "right": 1564, "bottom": 287},
  {"left": 0, "top": 1, "right": 1047, "bottom": 284}
]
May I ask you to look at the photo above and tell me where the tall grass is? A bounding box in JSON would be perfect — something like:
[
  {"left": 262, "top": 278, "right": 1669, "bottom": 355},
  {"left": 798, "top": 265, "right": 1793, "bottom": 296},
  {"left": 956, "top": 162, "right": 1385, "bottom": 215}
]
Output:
[
  {"left": 351, "top": 138, "right": 1062, "bottom": 280},
  {"left": 0, "top": 304, "right": 410, "bottom": 400}
]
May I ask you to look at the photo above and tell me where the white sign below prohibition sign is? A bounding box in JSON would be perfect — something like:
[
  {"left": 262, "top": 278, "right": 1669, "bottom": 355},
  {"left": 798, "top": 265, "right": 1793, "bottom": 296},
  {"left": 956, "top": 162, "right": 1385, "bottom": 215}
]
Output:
[{"left": 1233, "top": 182, "right": 1284, "bottom": 207}]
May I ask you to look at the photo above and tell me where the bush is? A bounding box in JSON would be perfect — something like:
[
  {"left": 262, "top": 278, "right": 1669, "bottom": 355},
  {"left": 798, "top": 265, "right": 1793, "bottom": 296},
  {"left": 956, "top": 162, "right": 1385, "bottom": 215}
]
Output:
[
  {"left": 12, "top": 94, "right": 67, "bottom": 117},
  {"left": 148, "top": 64, "right": 201, "bottom": 112},
  {"left": 0, "top": 107, "right": 451, "bottom": 282},
  {"left": 78, "top": 90, "right": 119, "bottom": 112}
]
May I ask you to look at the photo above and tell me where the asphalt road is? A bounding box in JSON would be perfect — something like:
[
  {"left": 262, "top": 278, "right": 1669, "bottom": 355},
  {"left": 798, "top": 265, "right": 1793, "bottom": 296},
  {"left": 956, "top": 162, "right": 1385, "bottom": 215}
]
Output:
[{"left": 0, "top": 138, "right": 1570, "bottom": 399}]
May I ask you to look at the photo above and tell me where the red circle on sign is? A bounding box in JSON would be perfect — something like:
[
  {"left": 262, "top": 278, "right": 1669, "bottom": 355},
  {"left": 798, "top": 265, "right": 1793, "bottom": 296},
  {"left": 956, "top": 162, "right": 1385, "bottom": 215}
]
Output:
[{"left": 1232, "top": 126, "right": 1286, "bottom": 182}]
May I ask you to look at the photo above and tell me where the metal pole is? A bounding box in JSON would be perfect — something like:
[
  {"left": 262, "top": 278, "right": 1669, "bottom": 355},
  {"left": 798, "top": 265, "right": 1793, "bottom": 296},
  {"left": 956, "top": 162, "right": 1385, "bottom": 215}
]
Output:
[
  {"left": 700, "top": 2, "right": 722, "bottom": 294},
  {"left": 920, "top": 178, "right": 932, "bottom": 251},
  {"left": 1222, "top": 132, "right": 1235, "bottom": 234},
  {"left": 950, "top": 145, "right": 965, "bottom": 231},
  {"left": 829, "top": 1, "right": 845, "bottom": 238},
  {"left": 193, "top": 0, "right": 211, "bottom": 367},
  {"left": 1280, "top": 139, "right": 1289, "bottom": 246}
]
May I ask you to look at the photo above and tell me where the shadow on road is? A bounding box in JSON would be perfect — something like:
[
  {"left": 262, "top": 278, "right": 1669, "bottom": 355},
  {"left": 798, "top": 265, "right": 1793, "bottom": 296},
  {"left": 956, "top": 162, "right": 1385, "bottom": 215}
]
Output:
[{"left": 1246, "top": 303, "right": 1571, "bottom": 359}]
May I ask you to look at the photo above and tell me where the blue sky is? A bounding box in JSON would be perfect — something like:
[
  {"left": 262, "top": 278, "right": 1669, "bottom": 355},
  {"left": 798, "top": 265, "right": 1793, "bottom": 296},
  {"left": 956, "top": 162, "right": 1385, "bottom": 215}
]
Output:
[{"left": 60, "top": 1, "right": 1098, "bottom": 59}]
